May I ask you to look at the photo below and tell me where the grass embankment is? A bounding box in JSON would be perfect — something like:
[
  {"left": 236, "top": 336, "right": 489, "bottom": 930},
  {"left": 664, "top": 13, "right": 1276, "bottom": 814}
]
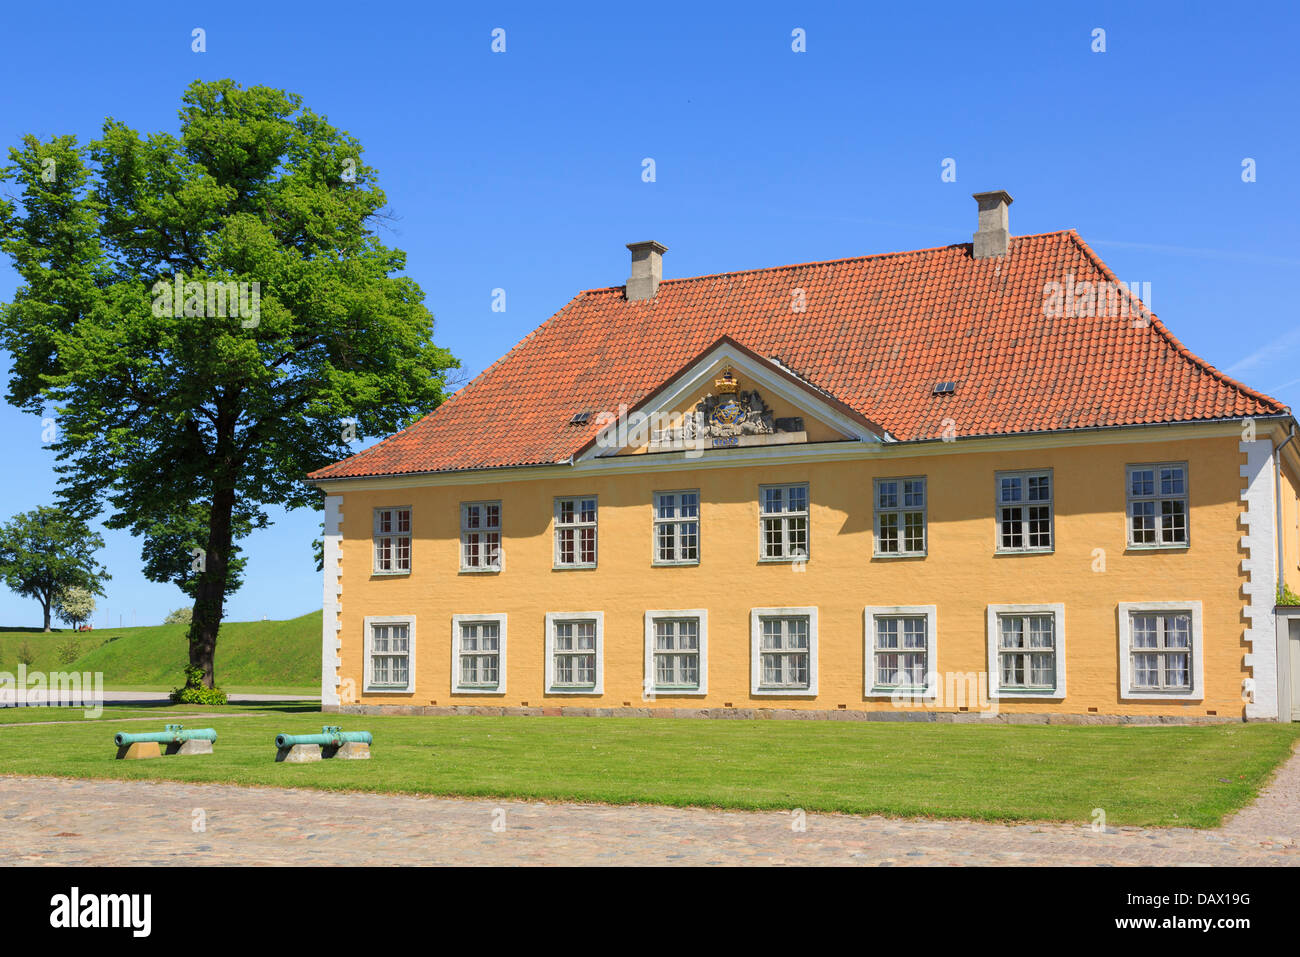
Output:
[
  {"left": 0, "top": 612, "right": 319, "bottom": 694},
  {"left": 0, "top": 704, "right": 1294, "bottom": 827}
]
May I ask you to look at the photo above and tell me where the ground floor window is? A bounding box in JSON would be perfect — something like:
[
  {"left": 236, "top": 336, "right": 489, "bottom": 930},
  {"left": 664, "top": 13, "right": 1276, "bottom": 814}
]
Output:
[
  {"left": 1118, "top": 602, "right": 1203, "bottom": 699},
  {"left": 451, "top": 614, "right": 507, "bottom": 694},
  {"left": 750, "top": 607, "right": 818, "bottom": 695},
  {"left": 864, "top": 605, "right": 937, "bottom": 697},
  {"left": 644, "top": 611, "right": 708, "bottom": 695},
  {"left": 364, "top": 616, "right": 415, "bottom": 693},
  {"left": 545, "top": 612, "right": 604, "bottom": 694},
  {"left": 985, "top": 604, "right": 1066, "bottom": 698}
]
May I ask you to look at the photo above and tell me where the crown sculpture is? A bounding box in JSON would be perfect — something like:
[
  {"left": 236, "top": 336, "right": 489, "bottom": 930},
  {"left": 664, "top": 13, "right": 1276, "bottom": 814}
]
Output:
[{"left": 715, "top": 368, "right": 739, "bottom": 394}]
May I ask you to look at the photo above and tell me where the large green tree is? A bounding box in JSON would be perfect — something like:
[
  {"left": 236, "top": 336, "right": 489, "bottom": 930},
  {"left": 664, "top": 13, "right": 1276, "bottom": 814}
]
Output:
[
  {"left": 0, "top": 507, "right": 109, "bottom": 631},
  {"left": 0, "top": 79, "right": 457, "bottom": 687}
]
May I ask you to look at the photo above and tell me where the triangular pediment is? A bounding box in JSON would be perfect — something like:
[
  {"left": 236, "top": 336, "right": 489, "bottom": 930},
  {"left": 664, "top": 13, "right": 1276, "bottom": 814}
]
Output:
[{"left": 578, "top": 337, "right": 884, "bottom": 460}]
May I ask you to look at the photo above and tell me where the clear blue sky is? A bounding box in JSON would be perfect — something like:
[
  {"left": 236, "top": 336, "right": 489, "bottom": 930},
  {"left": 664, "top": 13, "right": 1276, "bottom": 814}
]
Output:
[{"left": 0, "top": 0, "right": 1296, "bottom": 628}]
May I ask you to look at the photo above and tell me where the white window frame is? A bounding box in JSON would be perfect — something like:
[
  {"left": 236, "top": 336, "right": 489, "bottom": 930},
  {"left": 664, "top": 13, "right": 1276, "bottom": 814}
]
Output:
[
  {"left": 362, "top": 614, "right": 416, "bottom": 694},
  {"left": 985, "top": 604, "right": 1066, "bottom": 699},
  {"left": 553, "top": 495, "right": 598, "bottom": 569},
  {"left": 873, "top": 477, "right": 927, "bottom": 557},
  {"left": 643, "top": 610, "right": 708, "bottom": 696},
  {"left": 750, "top": 607, "right": 818, "bottom": 696},
  {"left": 994, "top": 470, "right": 1054, "bottom": 554},
  {"left": 652, "top": 490, "right": 701, "bottom": 566},
  {"left": 450, "top": 613, "right": 507, "bottom": 694},
  {"left": 544, "top": 611, "right": 604, "bottom": 694},
  {"left": 460, "top": 501, "right": 503, "bottom": 572},
  {"left": 758, "top": 483, "right": 810, "bottom": 563},
  {"left": 1117, "top": 601, "right": 1203, "bottom": 700},
  {"left": 372, "top": 506, "right": 412, "bottom": 574},
  {"left": 1125, "top": 463, "right": 1190, "bottom": 549},
  {"left": 864, "top": 605, "right": 938, "bottom": 699}
]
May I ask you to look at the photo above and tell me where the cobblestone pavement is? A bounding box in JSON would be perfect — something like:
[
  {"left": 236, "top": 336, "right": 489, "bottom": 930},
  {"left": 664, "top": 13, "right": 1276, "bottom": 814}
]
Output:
[{"left": 1, "top": 746, "right": 1296, "bottom": 865}]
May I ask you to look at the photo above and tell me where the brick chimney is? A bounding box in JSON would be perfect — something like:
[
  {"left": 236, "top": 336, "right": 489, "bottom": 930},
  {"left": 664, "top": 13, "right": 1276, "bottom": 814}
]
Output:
[
  {"left": 971, "top": 191, "right": 1014, "bottom": 259},
  {"left": 626, "top": 241, "right": 667, "bottom": 300}
]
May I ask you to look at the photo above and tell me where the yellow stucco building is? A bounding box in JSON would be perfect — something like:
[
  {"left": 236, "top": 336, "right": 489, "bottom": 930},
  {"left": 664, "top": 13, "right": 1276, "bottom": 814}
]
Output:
[{"left": 309, "top": 193, "right": 1300, "bottom": 723}]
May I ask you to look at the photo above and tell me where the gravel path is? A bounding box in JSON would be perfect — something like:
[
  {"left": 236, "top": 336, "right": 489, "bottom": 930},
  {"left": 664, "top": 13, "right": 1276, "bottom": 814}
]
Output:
[{"left": 1, "top": 744, "right": 1295, "bottom": 866}]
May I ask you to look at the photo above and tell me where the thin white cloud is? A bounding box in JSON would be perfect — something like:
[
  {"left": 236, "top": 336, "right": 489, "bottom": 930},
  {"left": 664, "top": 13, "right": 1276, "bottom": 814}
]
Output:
[{"left": 1225, "top": 326, "right": 1300, "bottom": 376}]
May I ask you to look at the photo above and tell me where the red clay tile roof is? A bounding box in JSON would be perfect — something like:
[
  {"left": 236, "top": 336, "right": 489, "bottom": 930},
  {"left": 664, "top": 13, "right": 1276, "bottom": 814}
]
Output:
[{"left": 309, "top": 230, "right": 1288, "bottom": 480}]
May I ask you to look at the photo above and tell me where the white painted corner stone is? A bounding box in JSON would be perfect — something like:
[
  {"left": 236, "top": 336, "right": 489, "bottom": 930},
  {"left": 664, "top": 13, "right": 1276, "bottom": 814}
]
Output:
[
  {"left": 1239, "top": 441, "right": 1278, "bottom": 720},
  {"left": 321, "top": 495, "right": 344, "bottom": 707}
]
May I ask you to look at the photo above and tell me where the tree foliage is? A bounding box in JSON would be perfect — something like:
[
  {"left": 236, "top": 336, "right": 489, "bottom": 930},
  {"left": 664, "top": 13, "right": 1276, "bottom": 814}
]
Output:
[
  {"left": 164, "top": 606, "right": 193, "bottom": 625},
  {"left": 0, "top": 79, "right": 457, "bottom": 685},
  {"left": 0, "top": 506, "right": 109, "bottom": 631},
  {"left": 53, "top": 584, "right": 97, "bottom": 628}
]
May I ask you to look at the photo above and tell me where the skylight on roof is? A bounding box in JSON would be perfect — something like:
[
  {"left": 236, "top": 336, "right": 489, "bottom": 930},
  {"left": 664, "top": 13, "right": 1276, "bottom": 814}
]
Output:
[{"left": 932, "top": 382, "right": 956, "bottom": 396}]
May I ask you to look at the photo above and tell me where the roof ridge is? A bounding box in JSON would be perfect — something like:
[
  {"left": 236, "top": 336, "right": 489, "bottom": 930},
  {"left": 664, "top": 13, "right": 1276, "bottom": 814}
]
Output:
[
  {"left": 1066, "top": 230, "right": 1288, "bottom": 415},
  {"left": 569, "top": 230, "right": 1079, "bottom": 295}
]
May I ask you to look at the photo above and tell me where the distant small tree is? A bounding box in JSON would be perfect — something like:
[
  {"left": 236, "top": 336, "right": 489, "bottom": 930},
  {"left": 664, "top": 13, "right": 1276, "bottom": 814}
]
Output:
[
  {"left": 0, "top": 507, "right": 109, "bottom": 631},
  {"left": 53, "top": 585, "right": 96, "bottom": 629},
  {"left": 164, "top": 607, "right": 193, "bottom": 625},
  {"left": 16, "top": 641, "right": 35, "bottom": 667}
]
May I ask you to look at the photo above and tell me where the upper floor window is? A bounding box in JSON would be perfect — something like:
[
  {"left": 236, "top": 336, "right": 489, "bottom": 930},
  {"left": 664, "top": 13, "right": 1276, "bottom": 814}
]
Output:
[
  {"left": 1127, "top": 464, "right": 1188, "bottom": 547},
  {"left": 554, "top": 496, "right": 597, "bottom": 568},
  {"left": 364, "top": 615, "right": 414, "bottom": 693},
  {"left": 653, "top": 490, "right": 700, "bottom": 565},
  {"left": 996, "top": 470, "right": 1053, "bottom": 553},
  {"left": 373, "top": 507, "right": 411, "bottom": 573},
  {"left": 461, "top": 501, "right": 502, "bottom": 571},
  {"left": 874, "top": 477, "right": 926, "bottom": 556},
  {"left": 760, "top": 483, "right": 809, "bottom": 562}
]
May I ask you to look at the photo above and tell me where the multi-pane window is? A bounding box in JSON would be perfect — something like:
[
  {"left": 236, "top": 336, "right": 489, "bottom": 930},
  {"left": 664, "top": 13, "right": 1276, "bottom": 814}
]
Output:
[
  {"left": 760, "top": 484, "right": 809, "bottom": 561},
  {"left": 996, "top": 613, "right": 1057, "bottom": 691},
  {"left": 461, "top": 502, "right": 502, "bottom": 571},
  {"left": 872, "top": 616, "right": 928, "bottom": 690},
  {"left": 551, "top": 619, "right": 598, "bottom": 689},
  {"left": 373, "top": 507, "right": 411, "bottom": 573},
  {"left": 1129, "top": 612, "right": 1192, "bottom": 692},
  {"left": 652, "top": 617, "right": 700, "bottom": 690},
  {"left": 554, "top": 496, "right": 597, "bottom": 567},
  {"left": 1127, "top": 464, "right": 1188, "bottom": 547},
  {"left": 996, "top": 471, "right": 1053, "bottom": 552},
  {"left": 456, "top": 619, "right": 501, "bottom": 691},
  {"left": 653, "top": 491, "right": 699, "bottom": 565},
  {"left": 758, "top": 616, "right": 811, "bottom": 690},
  {"left": 368, "top": 620, "right": 411, "bottom": 690},
  {"left": 874, "top": 477, "right": 926, "bottom": 556}
]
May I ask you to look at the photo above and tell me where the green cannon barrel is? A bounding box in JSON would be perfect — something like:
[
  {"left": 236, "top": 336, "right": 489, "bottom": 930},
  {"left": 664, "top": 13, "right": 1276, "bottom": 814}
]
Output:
[
  {"left": 275, "top": 726, "right": 372, "bottom": 749},
  {"left": 114, "top": 725, "right": 217, "bottom": 748}
]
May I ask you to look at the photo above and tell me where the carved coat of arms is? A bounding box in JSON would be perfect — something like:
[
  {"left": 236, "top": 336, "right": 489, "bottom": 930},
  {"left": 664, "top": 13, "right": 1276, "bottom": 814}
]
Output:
[
  {"left": 650, "top": 369, "right": 805, "bottom": 448},
  {"left": 693, "top": 369, "right": 775, "bottom": 437}
]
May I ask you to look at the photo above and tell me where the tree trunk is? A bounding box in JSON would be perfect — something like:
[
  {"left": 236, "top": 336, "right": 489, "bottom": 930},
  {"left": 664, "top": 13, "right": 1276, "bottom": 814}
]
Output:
[
  {"left": 186, "top": 485, "right": 236, "bottom": 689},
  {"left": 42, "top": 602, "right": 51, "bottom": 633}
]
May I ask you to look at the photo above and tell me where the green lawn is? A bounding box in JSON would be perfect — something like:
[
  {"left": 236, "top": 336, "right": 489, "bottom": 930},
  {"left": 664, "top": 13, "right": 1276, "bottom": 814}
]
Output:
[
  {"left": 0, "top": 613, "right": 319, "bottom": 693},
  {"left": 0, "top": 704, "right": 1294, "bottom": 827}
]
